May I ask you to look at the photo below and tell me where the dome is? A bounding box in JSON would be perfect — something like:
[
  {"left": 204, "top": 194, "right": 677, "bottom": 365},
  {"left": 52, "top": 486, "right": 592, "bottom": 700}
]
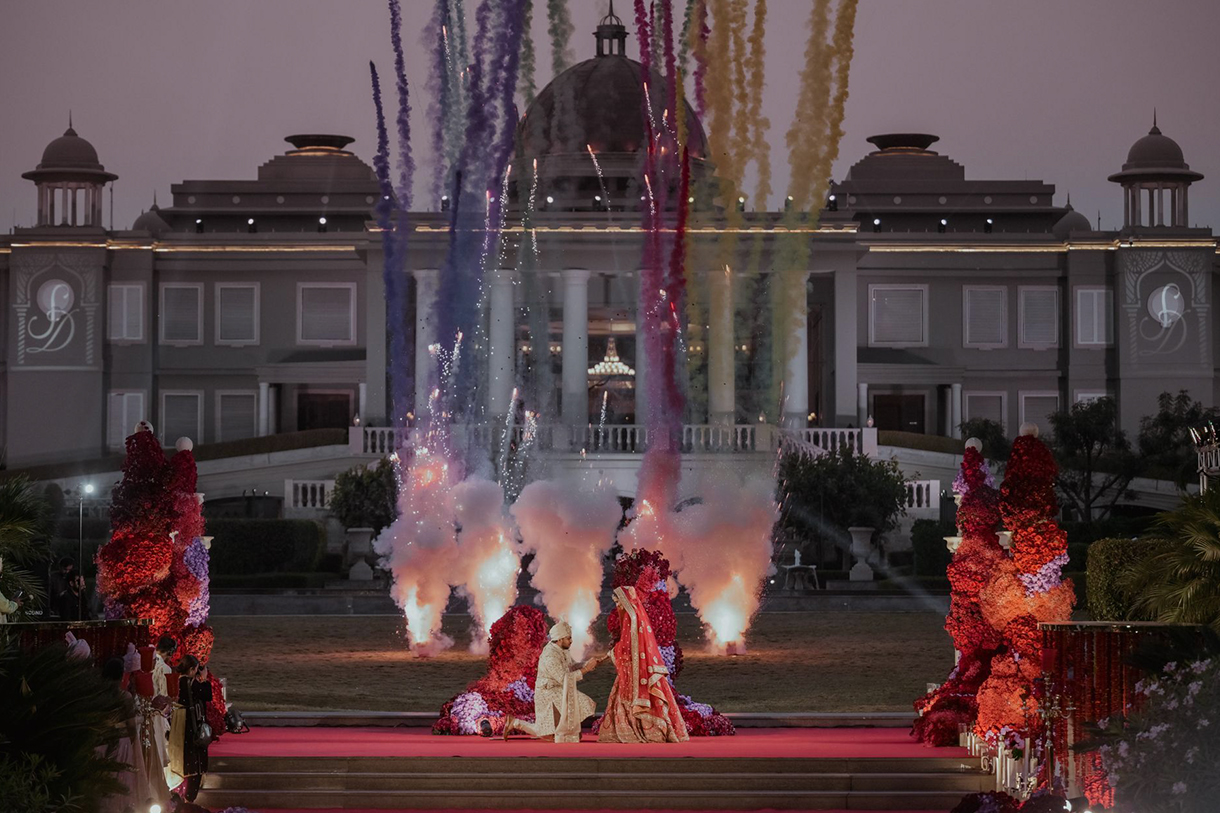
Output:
[
  {"left": 516, "top": 51, "right": 709, "bottom": 161},
  {"left": 1052, "top": 203, "right": 1092, "bottom": 239},
  {"left": 40, "top": 126, "right": 103, "bottom": 169},
  {"left": 1125, "top": 124, "right": 1186, "bottom": 168},
  {"left": 1107, "top": 117, "right": 1202, "bottom": 186},
  {"left": 132, "top": 204, "right": 170, "bottom": 236}
]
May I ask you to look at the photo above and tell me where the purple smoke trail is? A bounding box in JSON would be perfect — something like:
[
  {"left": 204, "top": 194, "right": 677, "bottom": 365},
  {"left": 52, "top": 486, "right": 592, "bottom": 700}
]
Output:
[
  {"left": 634, "top": 0, "right": 653, "bottom": 67},
  {"left": 661, "top": 0, "right": 678, "bottom": 124},
  {"left": 389, "top": 0, "right": 415, "bottom": 211},
  {"left": 370, "top": 62, "right": 412, "bottom": 426},
  {"left": 433, "top": 0, "right": 530, "bottom": 424},
  {"left": 426, "top": 0, "right": 450, "bottom": 200}
]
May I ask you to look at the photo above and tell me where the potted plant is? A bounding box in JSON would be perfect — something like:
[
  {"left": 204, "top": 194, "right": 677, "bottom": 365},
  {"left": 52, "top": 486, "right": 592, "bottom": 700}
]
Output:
[{"left": 328, "top": 459, "right": 398, "bottom": 572}]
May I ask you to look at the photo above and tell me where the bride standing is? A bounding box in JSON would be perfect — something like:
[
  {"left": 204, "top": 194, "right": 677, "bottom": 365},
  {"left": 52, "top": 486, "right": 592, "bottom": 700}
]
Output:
[{"left": 598, "top": 586, "right": 689, "bottom": 743}]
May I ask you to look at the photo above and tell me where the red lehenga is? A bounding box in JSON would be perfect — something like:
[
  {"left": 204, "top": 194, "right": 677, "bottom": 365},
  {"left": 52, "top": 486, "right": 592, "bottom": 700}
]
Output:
[{"left": 597, "top": 586, "right": 689, "bottom": 743}]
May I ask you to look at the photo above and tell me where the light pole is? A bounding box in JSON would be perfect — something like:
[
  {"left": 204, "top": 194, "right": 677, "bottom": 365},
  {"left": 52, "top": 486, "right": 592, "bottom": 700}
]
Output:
[{"left": 79, "top": 483, "right": 95, "bottom": 619}]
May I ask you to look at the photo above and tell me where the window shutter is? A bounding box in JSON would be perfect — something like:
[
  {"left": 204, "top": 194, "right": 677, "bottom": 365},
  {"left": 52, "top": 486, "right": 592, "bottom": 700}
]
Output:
[
  {"left": 1076, "top": 289, "right": 1112, "bottom": 345},
  {"left": 218, "top": 393, "right": 257, "bottom": 442},
  {"left": 872, "top": 288, "right": 925, "bottom": 345},
  {"left": 301, "top": 287, "right": 353, "bottom": 343},
  {"left": 1023, "top": 394, "right": 1059, "bottom": 429},
  {"left": 108, "top": 392, "right": 144, "bottom": 448},
  {"left": 162, "top": 394, "right": 200, "bottom": 445},
  {"left": 218, "top": 286, "right": 257, "bottom": 343},
  {"left": 1020, "top": 288, "right": 1058, "bottom": 346},
  {"left": 965, "top": 288, "right": 1005, "bottom": 346},
  {"left": 966, "top": 394, "right": 1004, "bottom": 427},
  {"left": 108, "top": 285, "right": 142, "bottom": 341},
  {"left": 162, "top": 286, "right": 201, "bottom": 343}
]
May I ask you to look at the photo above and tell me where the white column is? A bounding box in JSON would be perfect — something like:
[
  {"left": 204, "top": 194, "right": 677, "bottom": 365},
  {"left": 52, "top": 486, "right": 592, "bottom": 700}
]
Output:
[
  {"left": 561, "top": 269, "right": 590, "bottom": 426},
  {"left": 782, "top": 269, "right": 811, "bottom": 427},
  {"left": 414, "top": 270, "right": 439, "bottom": 419},
  {"left": 635, "top": 273, "right": 649, "bottom": 426},
  {"left": 358, "top": 382, "right": 368, "bottom": 422},
  {"left": 70, "top": 185, "right": 78, "bottom": 226},
  {"left": 268, "top": 385, "right": 278, "bottom": 434},
  {"left": 487, "top": 270, "right": 516, "bottom": 417},
  {"left": 951, "top": 383, "right": 963, "bottom": 439},
  {"left": 707, "top": 266, "right": 735, "bottom": 424},
  {"left": 258, "top": 382, "right": 270, "bottom": 437},
  {"left": 857, "top": 382, "right": 868, "bottom": 427}
]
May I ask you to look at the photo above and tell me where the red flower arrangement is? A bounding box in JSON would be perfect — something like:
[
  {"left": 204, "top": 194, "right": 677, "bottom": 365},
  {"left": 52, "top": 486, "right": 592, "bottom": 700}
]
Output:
[
  {"left": 433, "top": 605, "right": 549, "bottom": 735},
  {"left": 913, "top": 447, "right": 1005, "bottom": 745},
  {"left": 97, "top": 426, "right": 228, "bottom": 741}
]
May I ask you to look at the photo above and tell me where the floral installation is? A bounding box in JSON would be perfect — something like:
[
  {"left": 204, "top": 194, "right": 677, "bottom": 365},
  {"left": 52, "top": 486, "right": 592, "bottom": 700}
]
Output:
[
  {"left": 949, "top": 789, "right": 1070, "bottom": 813},
  {"left": 95, "top": 426, "right": 228, "bottom": 740},
  {"left": 1090, "top": 657, "right": 1219, "bottom": 812},
  {"left": 596, "top": 549, "right": 734, "bottom": 737},
  {"left": 974, "top": 432, "right": 1075, "bottom": 749},
  {"left": 433, "top": 605, "right": 549, "bottom": 735},
  {"left": 914, "top": 446, "right": 1005, "bottom": 746}
]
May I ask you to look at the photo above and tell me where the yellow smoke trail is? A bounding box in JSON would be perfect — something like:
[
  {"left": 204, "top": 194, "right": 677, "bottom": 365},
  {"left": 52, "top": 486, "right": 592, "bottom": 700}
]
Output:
[
  {"left": 770, "top": 0, "right": 858, "bottom": 418},
  {"left": 746, "top": 0, "right": 770, "bottom": 207}
]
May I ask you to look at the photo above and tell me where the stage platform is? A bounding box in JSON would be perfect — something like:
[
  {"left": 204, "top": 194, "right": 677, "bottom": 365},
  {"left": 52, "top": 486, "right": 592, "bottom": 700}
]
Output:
[{"left": 199, "top": 727, "right": 986, "bottom": 811}]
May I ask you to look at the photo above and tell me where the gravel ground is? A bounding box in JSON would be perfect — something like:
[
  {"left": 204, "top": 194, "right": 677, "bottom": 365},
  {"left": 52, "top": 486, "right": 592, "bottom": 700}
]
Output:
[{"left": 209, "top": 611, "right": 952, "bottom": 714}]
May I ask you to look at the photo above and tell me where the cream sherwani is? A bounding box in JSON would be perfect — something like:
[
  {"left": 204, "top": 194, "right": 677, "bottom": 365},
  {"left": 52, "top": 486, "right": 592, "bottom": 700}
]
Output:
[
  {"left": 523, "top": 642, "right": 596, "bottom": 742},
  {"left": 152, "top": 653, "right": 177, "bottom": 788}
]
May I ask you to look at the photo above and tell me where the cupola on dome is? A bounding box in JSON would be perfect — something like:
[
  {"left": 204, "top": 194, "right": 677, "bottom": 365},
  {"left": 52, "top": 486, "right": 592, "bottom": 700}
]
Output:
[{"left": 39, "top": 126, "right": 103, "bottom": 169}]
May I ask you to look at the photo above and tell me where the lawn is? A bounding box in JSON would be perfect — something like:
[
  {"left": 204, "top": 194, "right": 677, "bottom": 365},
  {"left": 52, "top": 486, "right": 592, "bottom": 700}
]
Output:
[{"left": 209, "top": 611, "right": 952, "bottom": 714}]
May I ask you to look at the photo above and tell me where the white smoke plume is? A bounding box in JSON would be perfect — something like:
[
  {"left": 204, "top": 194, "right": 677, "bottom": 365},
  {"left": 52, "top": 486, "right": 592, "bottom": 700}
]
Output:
[
  {"left": 622, "top": 468, "right": 778, "bottom": 653},
  {"left": 512, "top": 479, "right": 622, "bottom": 658},
  {"left": 374, "top": 448, "right": 459, "bottom": 656},
  {"left": 451, "top": 476, "right": 520, "bottom": 654}
]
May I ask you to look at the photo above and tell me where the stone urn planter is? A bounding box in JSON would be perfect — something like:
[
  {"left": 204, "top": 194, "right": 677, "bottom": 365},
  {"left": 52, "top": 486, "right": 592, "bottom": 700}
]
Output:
[
  {"left": 944, "top": 535, "right": 962, "bottom": 554},
  {"left": 996, "top": 530, "right": 1013, "bottom": 550},
  {"left": 847, "top": 526, "right": 876, "bottom": 581},
  {"left": 344, "top": 526, "right": 375, "bottom": 575}
]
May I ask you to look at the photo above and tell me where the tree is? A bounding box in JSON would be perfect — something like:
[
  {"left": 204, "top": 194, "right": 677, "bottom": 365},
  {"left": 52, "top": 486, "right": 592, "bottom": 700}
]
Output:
[
  {"left": 959, "top": 417, "right": 1011, "bottom": 468},
  {"left": 328, "top": 458, "right": 398, "bottom": 533},
  {"left": 0, "top": 636, "right": 128, "bottom": 811},
  {"left": 1138, "top": 389, "right": 1220, "bottom": 488},
  {"left": 1047, "top": 397, "right": 1140, "bottom": 523},
  {"left": 0, "top": 476, "right": 54, "bottom": 618},
  {"left": 1124, "top": 488, "right": 1220, "bottom": 631},
  {"left": 777, "top": 446, "right": 909, "bottom": 559}
]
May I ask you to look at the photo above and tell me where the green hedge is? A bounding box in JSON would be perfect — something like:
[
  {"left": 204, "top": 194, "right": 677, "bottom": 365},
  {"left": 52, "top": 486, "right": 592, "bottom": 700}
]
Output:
[
  {"left": 1087, "top": 537, "right": 1158, "bottom": 621},
  {"left": 207, "top": 519, "right": 325, "bottom": 575},
  {"left": 1062, "top": 516, "right": 1154, "bottom": 548},
  {"left": 877, "top": 431, "right": 962, "bottom": 455},
  {"left": 912, "top": 518, "right": 956, "bottom": 577}
]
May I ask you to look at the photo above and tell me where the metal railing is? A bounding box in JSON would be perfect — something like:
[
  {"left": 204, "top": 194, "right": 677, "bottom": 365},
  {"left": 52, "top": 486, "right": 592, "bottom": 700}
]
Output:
[{"left": 351, "top": 424, "right": 880, "bottom": 458}]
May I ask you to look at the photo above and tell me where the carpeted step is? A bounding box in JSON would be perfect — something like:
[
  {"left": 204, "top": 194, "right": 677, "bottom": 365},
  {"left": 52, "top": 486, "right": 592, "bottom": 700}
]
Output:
[{"left": 196, "top": 787, "right": 969, "bottom": 810}]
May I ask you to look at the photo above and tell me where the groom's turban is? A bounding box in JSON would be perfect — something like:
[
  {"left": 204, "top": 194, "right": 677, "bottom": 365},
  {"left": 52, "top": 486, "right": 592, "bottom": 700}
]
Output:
[{"left": 549, "top": 621, "right": 572, "bottom": 641}]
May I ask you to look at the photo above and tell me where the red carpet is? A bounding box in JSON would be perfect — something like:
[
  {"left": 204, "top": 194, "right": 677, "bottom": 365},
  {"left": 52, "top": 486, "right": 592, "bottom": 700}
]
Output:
[{"left": 211, "top": 726, "right": 966, "bottom": 761}]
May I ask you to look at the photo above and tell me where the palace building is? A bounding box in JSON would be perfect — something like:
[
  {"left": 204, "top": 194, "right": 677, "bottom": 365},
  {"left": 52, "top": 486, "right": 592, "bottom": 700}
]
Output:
[{"left": 2, "top": 14, "right": 1214, "bottom": 499}]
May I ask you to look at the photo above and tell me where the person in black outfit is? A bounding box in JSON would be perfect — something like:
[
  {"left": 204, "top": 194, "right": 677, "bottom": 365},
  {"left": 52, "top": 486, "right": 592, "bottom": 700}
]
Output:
[
  {"left": 54, "top": 573, "right": 89, "bottom": 621},
  {"left": 175, "top": 655, "right": 213, "bottom": 802},
  {"left": 48, "top": 558, "right": 74, "bottom": 617}
]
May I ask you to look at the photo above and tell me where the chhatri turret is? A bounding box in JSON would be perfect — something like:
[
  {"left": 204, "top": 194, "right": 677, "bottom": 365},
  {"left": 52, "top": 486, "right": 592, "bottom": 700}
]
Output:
[{"left": 22, "top": 117, "right": 117, "bottom": 228}]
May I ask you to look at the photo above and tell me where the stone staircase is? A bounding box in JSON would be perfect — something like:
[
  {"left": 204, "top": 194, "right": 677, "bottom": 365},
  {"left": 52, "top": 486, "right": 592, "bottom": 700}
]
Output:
[{"left": 198, "top": 754, "right": 989, "bottom": 810}]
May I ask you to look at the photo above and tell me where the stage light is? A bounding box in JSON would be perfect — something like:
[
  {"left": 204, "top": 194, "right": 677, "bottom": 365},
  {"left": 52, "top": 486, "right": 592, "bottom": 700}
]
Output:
[
  {"left": 195, "top": 218, "right": 203, "bottom": 234},
  {"left": 84, "top": 484, "right": 95, "bottom": 495},
  {"left": 440, "top": 194, "right": 450, "bottom": 212},
  {"left": 736, "top": 196, "right": 746, "bottom": 212},
  {"left": 150, "top": 805, "right": 162, "bottom": 813},
  {"left": 984, "top": 217, "right": 994, "bottom": 234},
  {"left": 247, "top": 217, "right": 257, "bottom": 233},
  {"left": 318, "top": 216, "right": 328, "bottom": 233},
  {"left": 785, "top": 195, "right": 794, "bottom": 211},
  {"left": 938, "top": 218, "right": 947, "bottom": 233},
  {"left": 872, "top": 217, "right": 881, "bottom": 233},
  {"left": 827, "top": 193, "right": 838, "bottom": 212},
  {"left": 688, "top": 196, "right": 695, "bottom": 204},
  {"left": 545, "top": 195, "right": 554, "bottom": 208}
]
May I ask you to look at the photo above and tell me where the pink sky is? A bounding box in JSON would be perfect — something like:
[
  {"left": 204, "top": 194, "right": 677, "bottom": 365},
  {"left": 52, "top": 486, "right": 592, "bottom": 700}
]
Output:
[{"left": 1, "top": 0, "right": 1216, "bottom": 232}]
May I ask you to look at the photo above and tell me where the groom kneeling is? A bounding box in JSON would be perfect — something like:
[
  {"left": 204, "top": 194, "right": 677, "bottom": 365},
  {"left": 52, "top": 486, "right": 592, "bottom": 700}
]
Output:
[{"left": 499, "top": 621, "right": 606, "bottom": 743}]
